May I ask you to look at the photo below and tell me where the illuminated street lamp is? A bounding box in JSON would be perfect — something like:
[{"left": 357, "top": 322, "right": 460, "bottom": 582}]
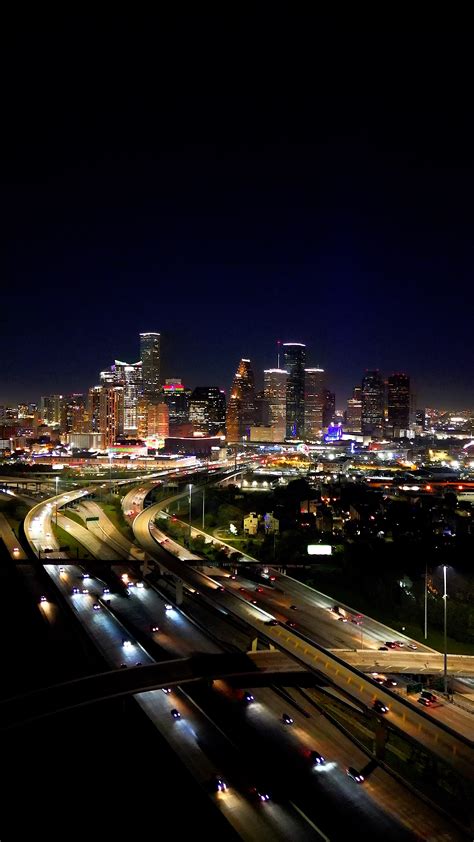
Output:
[
  {"left": 188, "top": 484, "right": 193, "bottom": 545},
  {"left": 443, "top": 565, "right": 449, "bottom": 698},
  {"left": 55, "top": 475, "right": 59, "bottom": 526},
  {"left": 108, "top": 451, "right": 113, "bottom": 494}
]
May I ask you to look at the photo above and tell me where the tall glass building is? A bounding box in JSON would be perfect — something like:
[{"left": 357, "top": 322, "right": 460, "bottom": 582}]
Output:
[
  {"left": 361, "top": 370, "right": 384, "bottom": 436},
  {"left": 284, "top": 343, "right": 306, "bottom": 438},
  {"left": 263, "top": 368, "right": 287, "bottom": 440},
  {"left": 140, "top": 332, "right": 161, "bottom": 402},
  {"left": 226, "top": 359, "right": 255, "bottom": 441}
]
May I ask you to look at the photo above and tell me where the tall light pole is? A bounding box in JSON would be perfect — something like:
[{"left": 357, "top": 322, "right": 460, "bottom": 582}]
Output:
[
  {"left": 202, "top": 486, "right": 205, "bottom": 530},
  {"left": 424, "top": 561, "right": 428, "bottom": 640},
  {"left": 108, "top": 451, "right": 113, "bottom": 495},
  {"left": 55, "top": 475, "right": 59, "bottom": 526},
  {"left": 188, "top": 484, "right": 193, "bottom": 545},
  {"left": 443, "top": 565, "right": 448, "bottom": 698}
]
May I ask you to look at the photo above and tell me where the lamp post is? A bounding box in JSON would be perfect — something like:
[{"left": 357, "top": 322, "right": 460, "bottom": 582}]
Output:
[
  {"left": 55, "top": 475, "right": 59, "bottom": 526},
  {"left": 424, "top": 562, "right": 428, "bottom": 640},
  {"left": 443, "top": 565, "right": 448, "bottom": 698},
  {"left": 108, "top": 451, "right": 113, "bottom": 495},
  {"left": 188, "top": 484, "right": 193, "bottom": 545},
  {"left": 202, "top": 486, "right": 205, "bottom": 530}
]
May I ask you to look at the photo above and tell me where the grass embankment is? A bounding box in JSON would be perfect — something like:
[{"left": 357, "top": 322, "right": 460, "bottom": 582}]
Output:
[
  {"left": 100, "top": 502, "right": 135, "bottom": 542},
  {"left": 61, "top": 510, "right": 84, "bottom": 526},
  {"left": 0, "top": 496, "right": 30, "bottom": 535},
  {"left": 51, "top": 523, "right": 91, "bottom": 559}
]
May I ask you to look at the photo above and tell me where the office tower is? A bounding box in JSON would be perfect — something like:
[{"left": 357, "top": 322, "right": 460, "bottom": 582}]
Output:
[
  {"left": 387, "top": 373, "right": 411, "bottom": 432},
  {"left": 88, "top": 386, "right": 103, "bottom": 433},
  {"left": 60, "top": 394, "right": 87, "bottom": 434},
  {"left": 254, "top": 390, "right": 269, "bottom": 427},
  {"left": 140, "top": 332, "right": 161, "bottom": 401},
  {"left": 40, "top": 395, "right": 62, "bottom": 427},
  {"left": 361, "top": 370, "right": 384, "bottom": 436},
  {"left": 415, "top": 408, "right": 426, "bottom": 431},
  {"left": 100, "top": 360, "right": 142, "bottom": 435},
  {"left": 137, "top": 396, "right": 149, "bottom": 439},
  {"left": 304, "top": 368, "right": 325, "bottom": 439},
  {"left": 99, "top": 386, "right": 124, "bottom": 447},
  {"left": 322, "top": 388, "right": 336, "bottom": 429},
  {"left": 147, "top": 402, "right": 169, "bottom": 438},
  {"left": 284, "top": 343, "right": 306, "bottom": 438},
  {"left": 189, "top": 387, "right": 226, "bottom": 435},
  {"left": 264, "top": 368, "right": 287, "bottom": 440},
  {"left": 346, "top": 385, "right": 363, "bottom": 432},
  {"left": 226, "top": 359, "right": 256, "bottom": 442},
  {"left": 162, "top": 380, "right": 191, "bottom": 428}
]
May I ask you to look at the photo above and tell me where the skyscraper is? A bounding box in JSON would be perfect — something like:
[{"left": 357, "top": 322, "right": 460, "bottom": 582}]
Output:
[
  {"left": 361, "top": 370, "right": 384, "bottom": 436},
  {"left": 346, "top": 385, "right": 362, "bottom": 432},
  {"left": 284, "top": 343, "right": 306, "bottom": 438},
  {"left": 189, "top": 387, "right": 226, "bottom": 435},
  {"left": 226, "top": 359, "right": 255, "bottom": 442},
  {"left": 40, "top": 395, "right": 62, "bottom": 427},
  {"left": 100, "top": 360, "right": 142, "bottom": 435},
  {"left": 264, "top": 368, "right": 287, "bottom": 440},
  {"left": 140, "top": 332, "right": 161, "bottom": 402},
  {"left": 387, "top": 373, "right": 411, "bottom": 432},
  {"left": 99, "top": 386, "right": 124, "bottom": 447},
  {"left": 162, "top": 380, "right": 191, "bottom": 430},
  {"left": 304, "top": 368, "right": 325, "bottom": 439}
]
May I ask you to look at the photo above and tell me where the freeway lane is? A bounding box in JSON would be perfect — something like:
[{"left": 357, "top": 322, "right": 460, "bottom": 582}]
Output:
[{"left": 38, "top": 564, "right": 323, "bottom": 841}]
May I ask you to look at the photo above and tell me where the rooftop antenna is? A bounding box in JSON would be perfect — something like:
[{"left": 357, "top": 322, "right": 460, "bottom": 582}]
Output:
[{"left": 277, "top": 339, "right": 281, "bottom": 369}]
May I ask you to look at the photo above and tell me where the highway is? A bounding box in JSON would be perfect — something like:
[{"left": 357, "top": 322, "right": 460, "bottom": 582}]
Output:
[
  {"left": 0, "top": 510, "right": 28, "bottom": 560},
  {"left": 132, "top": 499, "right": 474, "bottom": 779},
  {"left": 35, "top": 563, "right": 325, "bottom": 840}
]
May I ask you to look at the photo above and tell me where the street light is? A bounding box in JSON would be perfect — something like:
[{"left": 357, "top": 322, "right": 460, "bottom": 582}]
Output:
[
  {"left": 424, "top": 562, "right": 428, "bottom": 640},
  {"left": 108, "top": 451, "right": 113, "bottom": 494},
  {"left": 188, "top": 484, "right": 193, "bottom": 545},
  {"left": 55, "top": 475, "right": 59, "bottom": 526},
  {"left": 443, "top": 565, "right": 448, "bottom": 699}
]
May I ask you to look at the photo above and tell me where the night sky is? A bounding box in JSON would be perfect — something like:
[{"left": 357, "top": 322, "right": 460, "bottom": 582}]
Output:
[{"left": 2, "top": 30, "right": 474, "bottom": 408}]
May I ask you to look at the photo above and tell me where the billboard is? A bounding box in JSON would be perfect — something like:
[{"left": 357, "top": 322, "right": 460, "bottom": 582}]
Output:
[{"left": 307, "top": 545, "right": 332, "bottom": 555}]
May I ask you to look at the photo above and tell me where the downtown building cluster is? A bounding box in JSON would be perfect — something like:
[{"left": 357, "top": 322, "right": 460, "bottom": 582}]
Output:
[{"left": 3, "top": 331, "right": 474, "bottom": 460}]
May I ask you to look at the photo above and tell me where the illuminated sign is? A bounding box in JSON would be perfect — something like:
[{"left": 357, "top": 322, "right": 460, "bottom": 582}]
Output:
[
  {"left": 163, "top": 384, "right": 184, "bottom": 392},
  {"left": 307, "top": 544, "right": 333, "bottom": 555},
  {"left": 324, "top": 424, "right": 343, "bottom": 443}
]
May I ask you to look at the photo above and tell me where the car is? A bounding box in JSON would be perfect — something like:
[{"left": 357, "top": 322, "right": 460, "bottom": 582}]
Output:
[
  {"left": 347, "top": 767, "right": 365, "bottom": 783},
  {"left": 82, "top": 573, "right": 90, "bottom": 579},
  {"left": 213, "top": 775, "right": 228, "bottom": 792},
  {"left": 420, "top": 690, "right": 438, "bottom": 703},
  {"left": 72, "top": 587, "right": 80, "bottom": 594},
  {"left": 350, "top": 617, "right": 362, "bottom": 625},
  {"left": 12, "top": 547, "right": 19, "bottom": 555},
  {"left": 378, "top": 646, "right": 389, "bottom": 651},
  {"left": 165, "top": 603, "right": 173, "bottom": 611},
  {"left": 372, "top": 674, "right": 385, "bottom": 685},
  {"left": 239, "top": 587, "right": 246, "bottom": 593},
  {"left": 92, "top": 603, "right": 101, "bottom": 611},
  {"left": 103, "top": 587, "right": 110, "bottom": 594},
  {"left": 251, "top": 788, "right": 270, "bottom": 802},
  {"left": 243, "top": 692, "right": 254, "bottom": 703},
  {"left": 282, "top": 713, "right": 294, "bottom": 725},
  {"left": 407, "top": 643, "right": 418, "bottom": 650},
  {"left": 81, "top": 588, "right": 89, "bottom": 594},
  {"left": 265, "top": 619, "right": 279, "bottom": 626},
  {"left": 162, "top": 687, "right": 172, "bottom": 694},
  {"left": 122, "top": 639, "right": 133, "bottom": 649},
  {"left": 218, "top": 586, "right": 225, "bottom": 592},
  {"left": 170, "top": 708, "right": 181, "bottom": 719},
  {"left": 373, "top": 699, "right": 389, "bottom": 714},
  {"left": 59, "top": 566, "right": 65, "bottom": 573},
  {"left": 309, "top": 751, "right": 325, "bottom": 766},
  {"left": 136, "top": 581, "right": 144, "bottom": 589},
  {"left": 40, "top": 595, "right": 47, "bottom": 603},
  {"left": 290, "top": 604, "right": 298, "bottom": 611},
  {"left": 151, "top": 624, "right": 160, "bottom": 633},
  {"left": 120, "top": 663, "right": 128, "bottom": 669},
  {"left": 255, "top": 587, "right": 264, "bottom": 593},
  {"left": 338, "top": 616, "right": 348, "bottom": 622},
  {"left": 251, "top": 599, "right": 258, "bottom": 605},
  {"left": 285, "top": 620, "right": 297, "bottom": 628},
  {"left": 383, "top": 677, "right": 397, "bottom": 687},
  {"left": 418, "top": 696, "right": 432, "bottom": 706},
  {"left": 385, "top": 641, "right": 400, "bottom": 649},
  {"left": 135, "top": 661, "right": 143, "bottom": 666}
]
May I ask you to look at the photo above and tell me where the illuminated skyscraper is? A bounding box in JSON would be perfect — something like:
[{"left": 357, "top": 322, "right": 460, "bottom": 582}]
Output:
[
  {"left": 361, "top": 370, "right": 384, "bottom": 436},
  {"left": 387, "top": 373, "right": 410, "bottom": 432},
  {"left": 162, "top": 380, "right": 191, "bottom": 429},
  {"left": 100, "top": 360, "right": 142, "bottom": 435},
  {"left": 304, "top": 368, "right": 325, "bottom": 439},
  {"left": 264, "top": 368, "right": 287, "bottom": 440},
  {"left": 99, "top": 386, "right": 124, "bottom": 447},
  {"left": 147, "top": 402, "right": 169, "bottom": 438},
  {"left": 40, "top": 395, "right": 62, "bottom": 427},
  {"left": 226, "top": 359, "right": 255, "bottom": 442},
  {"left": 140, "top": 332, "right": 161, "bottom": 401},
  {"left": 284, "top": 343, "right": 306, "bottom": 438},
  {"left": 346, "top": 385, "right": 362, "bottom": 432},
  {"left": 189, "top": 387, "right": 226, "bottom": 435}
]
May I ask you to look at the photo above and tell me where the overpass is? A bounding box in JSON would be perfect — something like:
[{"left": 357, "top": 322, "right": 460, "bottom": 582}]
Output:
[
  {"left": 339, "top": 649, "right": 474, "bottom": 677},
  {"left": 0, "top": 650, "right": 306, "bottom": 729}
]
